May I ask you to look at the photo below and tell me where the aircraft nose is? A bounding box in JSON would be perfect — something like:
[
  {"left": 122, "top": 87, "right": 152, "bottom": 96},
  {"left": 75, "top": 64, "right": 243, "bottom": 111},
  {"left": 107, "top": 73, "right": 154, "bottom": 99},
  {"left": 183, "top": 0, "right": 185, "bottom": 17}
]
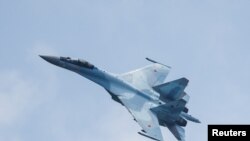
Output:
[{"left": 39, "top": 55, "right": 60, "bottom": 66}]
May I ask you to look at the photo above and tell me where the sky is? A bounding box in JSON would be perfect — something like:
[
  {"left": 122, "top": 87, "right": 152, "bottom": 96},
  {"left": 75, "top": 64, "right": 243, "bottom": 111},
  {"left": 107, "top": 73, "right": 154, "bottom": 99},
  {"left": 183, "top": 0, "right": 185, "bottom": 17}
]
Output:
[{"left": 0, "top": 0, "right": 250, "bottom": 141}]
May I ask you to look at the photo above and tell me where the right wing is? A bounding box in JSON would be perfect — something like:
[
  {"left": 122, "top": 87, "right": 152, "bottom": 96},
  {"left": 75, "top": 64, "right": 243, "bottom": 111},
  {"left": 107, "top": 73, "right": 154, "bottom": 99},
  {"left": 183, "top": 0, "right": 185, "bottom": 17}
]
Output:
[
  {"left": 118, "top": 92, "right": 164, "bottom": 141},
  {"left": 151, "top": 99, "right": 187, "bottom": 115}
]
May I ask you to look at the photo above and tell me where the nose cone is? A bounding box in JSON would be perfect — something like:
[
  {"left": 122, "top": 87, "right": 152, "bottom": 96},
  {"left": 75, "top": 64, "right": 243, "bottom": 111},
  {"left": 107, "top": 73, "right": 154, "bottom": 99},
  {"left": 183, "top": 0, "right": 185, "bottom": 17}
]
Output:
[{"left": 40, "top": 55, "right": 60, "bottom": 66}]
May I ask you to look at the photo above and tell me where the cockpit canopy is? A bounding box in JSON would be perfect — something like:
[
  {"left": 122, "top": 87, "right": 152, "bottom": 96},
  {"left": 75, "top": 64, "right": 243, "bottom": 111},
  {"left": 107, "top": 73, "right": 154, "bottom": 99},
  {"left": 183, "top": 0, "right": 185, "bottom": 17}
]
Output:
[{"left": 60, "top": 57, "right": 94, "bottom": 69}]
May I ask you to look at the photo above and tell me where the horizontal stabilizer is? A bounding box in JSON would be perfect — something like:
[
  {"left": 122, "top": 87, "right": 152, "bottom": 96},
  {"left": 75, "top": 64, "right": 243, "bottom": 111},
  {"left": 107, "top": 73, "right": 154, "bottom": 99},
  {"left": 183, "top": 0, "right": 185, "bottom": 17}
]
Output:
[
  {"left": 166, "top": 123, "right": 185, "bottom": 141},
  {"left": 180, "top": 112, "right": 201, "bottom": 123},
  {"left": 153, "top": 78, "right": 189, "bottom": 102},
  {"left": 151, "top": 99, "right": 187, "bottom": 114}
]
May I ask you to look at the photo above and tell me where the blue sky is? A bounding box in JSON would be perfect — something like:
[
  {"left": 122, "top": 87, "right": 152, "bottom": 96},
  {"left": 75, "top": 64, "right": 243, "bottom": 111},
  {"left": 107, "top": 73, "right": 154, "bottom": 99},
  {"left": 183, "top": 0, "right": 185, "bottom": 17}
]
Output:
[{"left": 0, "top": 0, "right": 250, "bottom": 141}]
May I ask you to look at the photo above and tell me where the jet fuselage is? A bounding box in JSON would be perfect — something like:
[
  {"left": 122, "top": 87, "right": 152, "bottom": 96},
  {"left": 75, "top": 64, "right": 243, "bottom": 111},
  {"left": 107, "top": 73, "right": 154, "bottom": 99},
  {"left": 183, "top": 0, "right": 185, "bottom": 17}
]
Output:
[
  {"left": 40, "top": 55, "right": 200, "bottom": 141},
  {"left": 40, "top": 55, "right": 157, "bottom": 104}
]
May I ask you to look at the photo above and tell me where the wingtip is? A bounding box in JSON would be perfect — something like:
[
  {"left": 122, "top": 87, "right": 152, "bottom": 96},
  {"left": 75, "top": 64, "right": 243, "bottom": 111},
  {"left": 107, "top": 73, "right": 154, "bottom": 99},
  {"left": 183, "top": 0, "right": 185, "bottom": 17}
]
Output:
[
  {"left": 145, "top": 57, "right": 157, "bottom": 63},
  {"left": 145, "top": 57, "right": 172, "bottom": 69}
]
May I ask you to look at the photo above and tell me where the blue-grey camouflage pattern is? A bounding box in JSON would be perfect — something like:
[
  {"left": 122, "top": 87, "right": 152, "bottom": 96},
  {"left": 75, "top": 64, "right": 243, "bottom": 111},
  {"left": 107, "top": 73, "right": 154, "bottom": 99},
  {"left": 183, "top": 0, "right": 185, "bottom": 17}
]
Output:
[{"left": 40, "top": 55, "right": 200, "bottom": 141}]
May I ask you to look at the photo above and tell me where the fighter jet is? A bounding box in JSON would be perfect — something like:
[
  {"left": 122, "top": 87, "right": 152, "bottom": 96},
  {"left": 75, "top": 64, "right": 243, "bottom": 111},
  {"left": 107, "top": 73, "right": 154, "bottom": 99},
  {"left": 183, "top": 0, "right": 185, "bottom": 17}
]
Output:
[{"left": 40, "top": 55, "right": 200, "bottom": 141}]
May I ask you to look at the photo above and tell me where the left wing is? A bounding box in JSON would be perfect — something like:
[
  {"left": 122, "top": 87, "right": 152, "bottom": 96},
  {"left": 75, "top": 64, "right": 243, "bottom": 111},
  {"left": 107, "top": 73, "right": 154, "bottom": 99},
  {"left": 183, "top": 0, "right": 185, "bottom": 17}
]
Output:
[
  {"left": 118, "top": 92, "right": 163, "bottom": 141},
  {"left": 119, "top": 63, "right": 170, "bottom": 90}
]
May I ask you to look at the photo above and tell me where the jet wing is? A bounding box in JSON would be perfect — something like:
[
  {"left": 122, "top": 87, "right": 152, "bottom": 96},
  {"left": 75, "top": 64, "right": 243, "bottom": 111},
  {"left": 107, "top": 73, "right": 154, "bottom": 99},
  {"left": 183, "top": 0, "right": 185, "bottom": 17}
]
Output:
[
  {"left": 118, "top": 92, "right": 163, "bottom": 141},
  {"left": 119, "top": 63, "right": 170, "bottom": 90},
  {"left": 166, "top": 123, "right": 185, "bottom": 141}
]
